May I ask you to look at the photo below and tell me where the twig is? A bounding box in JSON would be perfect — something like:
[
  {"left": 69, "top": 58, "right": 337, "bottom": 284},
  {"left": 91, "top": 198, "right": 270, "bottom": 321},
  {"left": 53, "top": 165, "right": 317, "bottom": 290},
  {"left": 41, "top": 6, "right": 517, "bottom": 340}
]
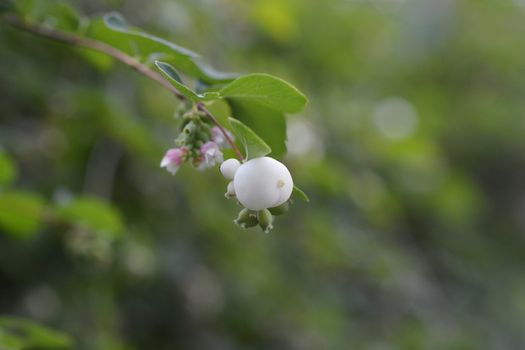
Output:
[{"left": 3, "top": 14, "right": 244, "bottom": 160}]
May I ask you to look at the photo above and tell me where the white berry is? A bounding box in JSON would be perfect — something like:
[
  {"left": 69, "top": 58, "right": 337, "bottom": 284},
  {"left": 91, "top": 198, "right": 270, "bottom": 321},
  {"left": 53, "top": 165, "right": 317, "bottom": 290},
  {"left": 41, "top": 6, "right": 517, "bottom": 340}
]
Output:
[
  {"left": 225, "top": 181, "right": 236, "bottom": 198},
  {"left": 220, "top": 158, "right": 241, "bottom": 179},
  {"left": 233, "top": 157, "right": 293, "bottom": 210}
]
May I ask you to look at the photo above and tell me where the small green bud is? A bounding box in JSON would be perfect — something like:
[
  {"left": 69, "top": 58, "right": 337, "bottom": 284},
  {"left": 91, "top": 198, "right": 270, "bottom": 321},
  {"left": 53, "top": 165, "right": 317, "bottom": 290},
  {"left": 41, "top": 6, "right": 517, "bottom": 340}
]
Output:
[
  {"left": 268, "top": 201, "right": 289, "bottom": 216},
  {"left": 182, "top": 121, "right": 197, "bottom": 135},
  {"left": 234, "top": 208, "right": 258, "bottom": 228},
  {"left": 196, "top": 130, "right": 210, "bottom": 142},
  {"left": 175, "top": 102, "right": 190, "bottom": 119},
  {"left": 225, "top": 181, "right": 236, "bottom": 199},
  {"left": 257, "top": 209, "right": 274, "bottom": 234}
]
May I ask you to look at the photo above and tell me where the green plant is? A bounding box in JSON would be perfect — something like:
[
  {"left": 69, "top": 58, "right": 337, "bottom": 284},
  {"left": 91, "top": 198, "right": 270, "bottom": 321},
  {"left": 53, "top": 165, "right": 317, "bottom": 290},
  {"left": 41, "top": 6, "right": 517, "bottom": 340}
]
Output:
[{"left": 2, "top": 0, "right": 309, "bottom": 233}]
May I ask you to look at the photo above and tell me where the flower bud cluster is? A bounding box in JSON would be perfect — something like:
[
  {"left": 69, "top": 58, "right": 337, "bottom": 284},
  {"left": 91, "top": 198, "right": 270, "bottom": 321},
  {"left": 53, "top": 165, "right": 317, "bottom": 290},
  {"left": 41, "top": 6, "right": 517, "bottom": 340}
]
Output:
[
  {"left": 160, "top": 108, "right": 234, "bottom": 175},
  {"left": 221, "top": 157, "right": 293, "bottom": 233}
]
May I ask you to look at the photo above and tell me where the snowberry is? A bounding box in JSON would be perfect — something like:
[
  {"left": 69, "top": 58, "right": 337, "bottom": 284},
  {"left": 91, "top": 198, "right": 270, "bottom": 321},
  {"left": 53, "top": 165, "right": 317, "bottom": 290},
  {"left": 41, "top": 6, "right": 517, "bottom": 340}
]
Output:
[
  {"left": 220, "top": 158, "right": 241, "bottom": 180},
  {"left": 233, "top": 157, "right": 293, "bottom": 211},
  {"left": 225, "top": 181, "right": 236, "bottom": 198}
]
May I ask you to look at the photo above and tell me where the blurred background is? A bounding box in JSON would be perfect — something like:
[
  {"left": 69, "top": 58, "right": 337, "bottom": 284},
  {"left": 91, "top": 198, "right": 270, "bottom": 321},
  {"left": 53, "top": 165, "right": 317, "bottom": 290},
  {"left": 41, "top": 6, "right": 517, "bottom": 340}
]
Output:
[{"left": 2, "top": 0, "right": 525, "bottom": 349}]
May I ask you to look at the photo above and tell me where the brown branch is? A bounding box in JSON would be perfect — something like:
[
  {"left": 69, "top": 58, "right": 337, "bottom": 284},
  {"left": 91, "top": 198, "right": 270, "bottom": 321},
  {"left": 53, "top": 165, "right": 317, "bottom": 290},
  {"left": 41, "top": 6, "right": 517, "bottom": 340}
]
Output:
[
  {"left": 2, "top": 14, "right": 186, "bottom": 100},
  {"left": 3, "top": 14, "right": 244, "bottom": 160}
]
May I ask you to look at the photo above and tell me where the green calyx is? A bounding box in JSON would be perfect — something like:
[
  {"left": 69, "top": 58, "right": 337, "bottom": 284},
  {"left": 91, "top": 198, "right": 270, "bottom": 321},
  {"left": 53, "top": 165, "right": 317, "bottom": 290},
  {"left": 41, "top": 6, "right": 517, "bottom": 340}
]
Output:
[
  {"left": 268, "top": 202, "right": 289, "bottom": 216},
  {"left": 257, "top": 209, "right": 274, "bottom": 234},
  {"left": 234, "top": 208, "right": 258, "bottom": 228}
]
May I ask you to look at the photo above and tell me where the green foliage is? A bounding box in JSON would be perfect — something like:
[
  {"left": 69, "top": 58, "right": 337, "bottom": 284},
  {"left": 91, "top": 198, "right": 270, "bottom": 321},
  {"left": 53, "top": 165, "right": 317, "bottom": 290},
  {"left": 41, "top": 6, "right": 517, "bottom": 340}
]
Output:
[
  {"left": 14, "top": 0, "right": 79, "bottom": 31},
  {"left": 6, "top": 2, "right": 306, "bottom": 157},
  {"left": 88, "top": 12, "right": 237, "bottom": 84},
  {"left": 155, "top": 60, "right": 219, "bottom": 101},
  {"left": 0, "top": 317, "right": 72, "bottom": 350},
  {"left": 0, "top": 191, "right": 45, "bottom": 238},
  {"left": 227, "top": 99, "right": 287, "bottom": 158},
  {"left": 56, "top": 196, "right": 124, "bottom": 238},
  {"left": 5, "top": 0, "right": 525, "bottom": 349},
  {"left": 228, "top": 117, "right": 271, "bottom": 159},
  {"left": 220, "top": 73, "right": 307, "bottom": 113},
  {"left": 292, "top": 185, "right": 310, "bottom": 203},
  {"left": 155, "top": 60, "right": 201, "bottom": 101},
  {"left": 0, "top": 149, "right": 17, "bottom": 188}
]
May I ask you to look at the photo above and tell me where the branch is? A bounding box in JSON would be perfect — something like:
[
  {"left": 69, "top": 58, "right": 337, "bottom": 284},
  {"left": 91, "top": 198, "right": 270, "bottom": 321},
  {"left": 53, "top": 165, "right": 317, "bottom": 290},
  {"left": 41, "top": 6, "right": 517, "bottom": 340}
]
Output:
[{"left": 3, "top": 14, "right": 244, "bottom": 160}]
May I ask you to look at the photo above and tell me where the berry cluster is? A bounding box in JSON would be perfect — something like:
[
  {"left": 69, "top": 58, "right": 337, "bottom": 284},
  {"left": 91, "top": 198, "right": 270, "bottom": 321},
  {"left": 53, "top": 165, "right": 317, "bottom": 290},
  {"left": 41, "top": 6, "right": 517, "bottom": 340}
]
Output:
[
  {"left": 221, "top": 157, "right": 293, "bottom": 233},
  {"left": 160, "top": 108, "right": 233, "bottom": 175},
  {"left": 160, "top": 108, "right": 296, "bottom": 234}
]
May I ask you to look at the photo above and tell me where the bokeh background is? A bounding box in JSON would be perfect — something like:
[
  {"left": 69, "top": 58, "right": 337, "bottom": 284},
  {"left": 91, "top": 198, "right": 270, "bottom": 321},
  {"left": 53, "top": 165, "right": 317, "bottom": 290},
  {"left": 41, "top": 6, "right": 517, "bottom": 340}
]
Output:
[{"left": 2, "top": 0, "right": 525, "bottom": 349}]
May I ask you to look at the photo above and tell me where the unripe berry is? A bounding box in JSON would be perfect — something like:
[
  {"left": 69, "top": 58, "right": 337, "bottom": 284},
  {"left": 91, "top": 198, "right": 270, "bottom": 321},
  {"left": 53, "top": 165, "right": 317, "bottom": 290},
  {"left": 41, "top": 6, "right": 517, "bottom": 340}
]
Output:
[
  {"left": 257, "top": 209, "right": 274, "bottom": 233},
  {"left": 220, "top": 158, "right": 241, "bottom": 180},
  {"left": 225, "top": 181, "right": 236, "bottom": 198},
  {"left": 234, "top": 208, "right": 258, "bottom": 228},
  {"left": 233, "top": 157, "right": 293, "bottom": 211}
]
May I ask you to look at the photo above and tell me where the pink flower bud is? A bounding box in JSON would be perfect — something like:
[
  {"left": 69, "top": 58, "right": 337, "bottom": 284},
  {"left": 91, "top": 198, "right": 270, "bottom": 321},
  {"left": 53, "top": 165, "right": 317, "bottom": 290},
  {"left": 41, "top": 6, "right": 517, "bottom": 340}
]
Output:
[
  {"left": 211, "top": 126, "right": 235, "bottom": 148},
  {"left": 160, "top": 147, "right": 187, "bottom": 175},
  {"left": 200, "top": 141, "right": 224, "bottom": 169}
]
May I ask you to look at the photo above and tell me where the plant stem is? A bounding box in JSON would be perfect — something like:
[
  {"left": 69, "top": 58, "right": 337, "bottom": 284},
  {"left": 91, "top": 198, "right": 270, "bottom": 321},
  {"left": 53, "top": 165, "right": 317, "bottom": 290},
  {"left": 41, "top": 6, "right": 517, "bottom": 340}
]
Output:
[
  {"left": 197, "top": 102, "right": 244, "bottom": 160},
  {"left": 3, "top": 14, "right": 244, "bottom": 160}
]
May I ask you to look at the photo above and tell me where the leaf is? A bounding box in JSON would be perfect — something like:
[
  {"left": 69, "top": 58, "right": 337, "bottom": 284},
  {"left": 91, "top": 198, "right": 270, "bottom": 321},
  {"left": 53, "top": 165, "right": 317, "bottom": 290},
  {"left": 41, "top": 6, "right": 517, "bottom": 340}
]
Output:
[
  {"left": 14, "top": 1, "right": 80, "bottom": 31},
  {"left": 0, "top": 317, "right": 72, "bottom": 349},
  {"left": 228, "top": 118, "right": 272, "bottom": 160},
  {"left": 0, "top": 191, "right": 45, "bottom": 238},
  {"left": 220, "top": 73, "right": 308, "bottom": 113},
  {"left": 155, "top": 61, "right": 222, "bottom": 102},
  {"left": 56, "top": 196, "right": 123, "bottom": 237},
  {"left": 104, "top": 12, "right": 198, "bottom": 57},
  {"left": 292, "top": 185, "right": 310, "bottom": 202},
  {"left": 85, "top": 12, "right": 237, "bottom": 84},
  {"left": 227, "top": 99, "right": 287, "bottom": 158},
  {"left": 0, "top": 150, "right": 17, "bottom": 187},
  {"left": 155, "top": 61, "right": 200, "bottom": 101}
]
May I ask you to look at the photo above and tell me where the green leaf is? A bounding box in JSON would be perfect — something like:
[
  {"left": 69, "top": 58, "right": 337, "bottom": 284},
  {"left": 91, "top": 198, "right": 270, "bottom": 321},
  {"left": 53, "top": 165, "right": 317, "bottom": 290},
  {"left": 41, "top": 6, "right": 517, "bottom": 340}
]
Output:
[
  {"left": 228, "top": 118, "right": 272, "bottom": 160},
  {"left": 292, "top": 185, "right": 310, "bottom": 202},
  {"left": 14, "top": 1, "right": 80, "bottom": 31},
  {"left": 103, "top": 12, "right": 198, "bottom": 57},
  {"left": 227, "top": 99, "right": 287, "bottom": 158},
  {"left": 0, "top": 191, "right": 45, "bottom": 238},
  {"left": 56, "top": 196, "right": 123, "bottom": 237},
  {"left": 0, "top": 149, "right": 17, "bottom": 188},
  {"left": 155, "top": 61, "right": 222, "bottom": 102},
  {"left": 85, "top": 12, "right": 237, "bottom": 84},
  {"left": 0, "top": 317, "right": 72, "bottom": 349},
  {"left": 155, "top": 61, "right": 200, "bottom": 101},
  {"left": 220, "top": 73, "right": 308, "bottom": 113}
]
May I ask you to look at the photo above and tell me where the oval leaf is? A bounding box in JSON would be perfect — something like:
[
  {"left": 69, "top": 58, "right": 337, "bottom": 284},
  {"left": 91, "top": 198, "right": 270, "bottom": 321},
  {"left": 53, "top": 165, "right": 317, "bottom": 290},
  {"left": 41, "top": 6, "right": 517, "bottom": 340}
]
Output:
[
  {"left": 104, "top": 12, "right": 198, "bottom": 58},
  {"left": 228, "top": 118, "right": 272, "bottom": 160},
  {"left": 220, "top": 74, "right": 307, "bottom": 113},
  {"left": 292, "top": 185, "right": 310, "bottom": 202},
  {"left": 0, "top": 317, "right": 73, "bottom": 349},
  {"left": 89, "top": 12, "right": 237, "bottom": 84},
  {"left": 155, "top": 60, "right": 200, "bottom": 101},
  {"left": 227, "top": 99, "right": 287, "bottom": 158}
]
